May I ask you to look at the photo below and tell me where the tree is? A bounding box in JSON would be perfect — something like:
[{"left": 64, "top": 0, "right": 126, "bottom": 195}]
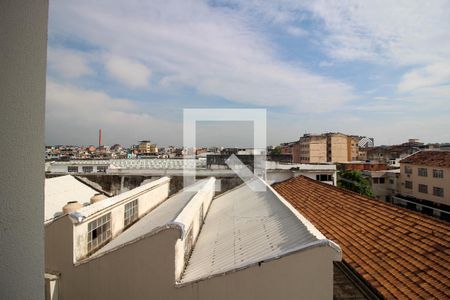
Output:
[
  {"left": 337, "top": 170, "right": 373, "bottom": 197},
  {"left": 271, "top": 146, "right": 282, "bottom": 155}
]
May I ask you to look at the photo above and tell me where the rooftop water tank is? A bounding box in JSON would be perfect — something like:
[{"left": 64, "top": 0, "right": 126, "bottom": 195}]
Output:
[
  {"left": 90, "top": 193, "right": 107, "bottom": 204},
  {"left": 62, "top": 201, "right": 83, "bottom": 214}
]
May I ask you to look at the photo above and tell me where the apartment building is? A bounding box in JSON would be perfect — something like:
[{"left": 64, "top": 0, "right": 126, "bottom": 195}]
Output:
[
  {"left": 362, "top": 169, "right": 400, "bottom": 201},
  {"left": 293, "top": 133, "right": 358, "bottom": 163},
  {"left": 138, "top": 140, "right": 158, "bottom": 155},
  {"left": 399, "top": 150, "right": 450, "bottom": 206}
]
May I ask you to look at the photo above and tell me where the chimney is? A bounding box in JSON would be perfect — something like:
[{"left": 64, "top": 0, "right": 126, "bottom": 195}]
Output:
[{"left": 99, "top": 128, "right": 102, "bottom": 148}]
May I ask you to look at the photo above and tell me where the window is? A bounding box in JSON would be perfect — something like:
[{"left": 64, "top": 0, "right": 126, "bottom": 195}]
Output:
[
  {"left": 68, "top": 166, "right": 78, "bottom": 173},
  {"left": 433, "top": 187, "right": 444, "bottom": 197},
  {"left": 199, "top": 203, "right": 204, "bottom": 226},
  {"left": 87, "top": 213, "right": 111, "bottom": 254},
  {"left": 124, "top": 199, "right": 138, "bottom": 228},
  {"left": 404, "top": 166, "right": 412, "bottom": 174},
  {"left": 97, "top": 165, "right": 107, "bottom": 173},
  {"left": 418, "top": 184, "right": 428, "bottom": 194},
  {"left": 405, "top": 181, "right": 413, "bottom": 189},
  {"left": 373, "top": 178, "right": 379, "bottom": 184},
  {"left": 82, "top": 166, "right": 93, "bottom": 173},
  {"left": 433, "top": 169, "right": 444, "bottom": 178},
  {"left": 379, "top": 177, "right": 385, "bottom": 184},
  {"left": 316, "top": 174, "right": 332, "bottom": 181},
  {"left": 184, "top": 226, "right": 193, "bottom": 264},
  {"left": 418, "top": 168, "right": 428, "bottom": 177}
]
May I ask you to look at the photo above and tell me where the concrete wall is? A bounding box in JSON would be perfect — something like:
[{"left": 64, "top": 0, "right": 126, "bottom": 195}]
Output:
[
  {"left": 399, "top": 163, "right": 449, "bottom": 205},
  {"left": 49, "top": 227, "right": 336, "bottom": 300},
  {"left": 0, "top": 1, "right": 48, "bottom": 299},
  {"left": 73, "top": 180, "right": 170, "bottom": 260},
  {"left": 177, "top": 246, "right": 336, "bottom": 300}
]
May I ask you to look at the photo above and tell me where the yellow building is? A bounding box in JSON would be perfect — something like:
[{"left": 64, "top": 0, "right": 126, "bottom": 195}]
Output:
[
  {"left": 295, "top": 133, "right": 358, "bottom": 163},
  {"left": 399, "top": 150, "right": 450, "bottom": 206},
  {"left": 138, "top": 140, "right": 158, "bottom": 155}
]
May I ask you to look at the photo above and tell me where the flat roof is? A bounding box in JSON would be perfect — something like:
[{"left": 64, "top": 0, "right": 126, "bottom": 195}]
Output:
[
  {"left": 181, "top": 179, "right": 341, "bottom": 284},
  {"left": 44, "top": 175, "right": 98, "bottom": 223},
  {"left": 273, "top": 176, "right": 450, "bottom": 299}
]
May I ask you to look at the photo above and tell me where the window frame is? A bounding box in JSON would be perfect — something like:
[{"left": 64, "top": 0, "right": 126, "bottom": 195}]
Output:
[
  {"left": 124, "top": 199, "right": 139, "bottom": 228},
  {"left": 418, "top": 167, "right": 428, "bottom": 177},
  {"left": 418, "top": 184, "right": 428, "bottom": 194},
  {"left": 87, "top": 213, "right": 112, "bottom": 254},
  {"left": 433, "top": 169, "right": 444, "bottom": 179},
  {"left": 433, "top": 187, "right": 444, "bottom": 197}
]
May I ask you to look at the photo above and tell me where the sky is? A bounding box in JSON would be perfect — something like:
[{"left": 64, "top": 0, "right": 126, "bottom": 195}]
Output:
[{"left": 46, "top": 0, "right": 450, "bottom": 147}]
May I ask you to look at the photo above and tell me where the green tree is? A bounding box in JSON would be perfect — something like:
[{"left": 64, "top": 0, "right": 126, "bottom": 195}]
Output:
[
  {"left": 337, "top": 170, "right": 373, "bottom": 197},
  {"left": 271, "top": 146, "right": 282, "bottom": 155}
]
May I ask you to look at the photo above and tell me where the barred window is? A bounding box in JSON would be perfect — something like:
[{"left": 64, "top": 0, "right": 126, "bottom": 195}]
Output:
[
  {"left": 124, "top": 199, "right": 138, "bottom": 228},
  {"left": 87, "top": 213, "right": 111, "bottom": 254},
  {"left": 433, "top": 169, "right": 444, "bottom": 178},
  {"left": 404, "top": 166, "right": 412, "bottom": 174},
  {"left": 82, "top": 166, "right": 93, "bottom": 173},
  {"left": 418, "top": 168, "right": 428, "bottom": 177},
  {"left": 199, "top": 203, "right": 204, "bottom": 226},
  {"left": 184, "top": 226, "right": 193, "bottom": 264},
  {"left": 433, "top": 187, "right": 444, "bottom": 197},
  {"left": 405, "top": 181, "right": 413, "bottom": 189},
  {"left": 418, "top": 184, "right": 428, "bottom": 194},
  {"left": 68, "top": 166, "right": 78, "bottom": 173}
]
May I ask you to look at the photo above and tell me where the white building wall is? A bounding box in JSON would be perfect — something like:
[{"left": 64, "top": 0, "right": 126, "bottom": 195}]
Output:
[{"left": 0, "top": 1, "right": 48, "bottom": 299}]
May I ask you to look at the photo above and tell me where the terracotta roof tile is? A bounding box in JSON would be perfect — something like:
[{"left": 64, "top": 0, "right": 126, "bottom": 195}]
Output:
[
  {"left": 400, "top": 150, "right": 450, "bottom": 168},
  {"left": 273, "top": 176, "right": 450, "bottom": 300}
]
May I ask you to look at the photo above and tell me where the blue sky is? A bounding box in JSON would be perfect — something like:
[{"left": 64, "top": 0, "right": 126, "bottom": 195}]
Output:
[{"left": 46, "top": 0, "right": 450, "bottom": 147}]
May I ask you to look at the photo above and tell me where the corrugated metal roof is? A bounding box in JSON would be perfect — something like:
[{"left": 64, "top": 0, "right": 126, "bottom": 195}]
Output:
[
  {"left": 92, "top": 179, "right": 211, "bottom": 257},
  {"left": 44, "top": 175, "right": 98, "bottom": 223},
  {"left": 181, "top": 179, "right": 341, "bottom": 284}
]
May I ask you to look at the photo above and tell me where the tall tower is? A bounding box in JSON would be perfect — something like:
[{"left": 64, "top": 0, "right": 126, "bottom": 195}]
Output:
[{"left": 98, "top": 129, "right": 102, "bottom": 148}]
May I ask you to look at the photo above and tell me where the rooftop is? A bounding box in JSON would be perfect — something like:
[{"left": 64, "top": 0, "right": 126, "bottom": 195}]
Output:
[
  {"left": 273, "top": 176, "right": 450, "bottom": 299},
  {"left": 92, "top": 179, "right": 211, "bottom": 258},
  {"left": 44, "top": 175, "right": 98, "bottom": 223},
  {"left": 400, "top": 150, "right": 450, "bottom": 168},
  {"left": 181, "top": 179, "right": 341, "bottom": 284}
]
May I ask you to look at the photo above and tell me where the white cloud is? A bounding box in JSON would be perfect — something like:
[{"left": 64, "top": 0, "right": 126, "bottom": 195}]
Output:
[
  {"left": 49, "top": 0, "right": 355, "bottom": 112},
  {"left": 398, "top": 62, "right": 450, "bottom": 93},
  {"left": 45, "top": 81, "right": 179, "bottom": 146},
  {"left": 48, "top": 48, "right": 94, "bottom": 78},
  {"left": 104, "top": 55, "right": 151, "bottom": 88}
]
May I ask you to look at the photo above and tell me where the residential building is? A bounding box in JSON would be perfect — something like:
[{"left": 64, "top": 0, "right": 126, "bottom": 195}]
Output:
[
  {"left": 399, "top": 150, "right": 450, "bottom": 206},
  {"left": 274, "top": 176, "right": 450, "bottom": 299},
  {"left": 294, "top": 133, "right": 359, "bottom": 163},
  {"left": 138, "top": 140, "right": 158, "bottom": 155},
  {"left": 362, "top": 169, "right": 400, "bottom": 201},
  {"left": 45, "top": 177, "right": 341, "bottom": 300}
]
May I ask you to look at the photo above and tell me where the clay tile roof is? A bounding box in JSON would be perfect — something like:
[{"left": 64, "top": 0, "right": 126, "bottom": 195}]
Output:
[
  {"left": 273, "top": 176, "right": 450, "bottom": 299},
  {"left": 401, "top": 150, "right": 450, "bottom": 168}
]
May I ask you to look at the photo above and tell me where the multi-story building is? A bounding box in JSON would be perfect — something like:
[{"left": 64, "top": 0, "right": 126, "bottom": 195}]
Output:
[
  {"left": 399, "top": 150, "right": 450, "bottom": 206},
  {"left": 138, "top": 140, "right": 158, "bottom": 155},
  {"left": 362, "top": 169, "right": 400, "bottom": 201},
  {"left": 293, "top": 133, "right": 358, "bottom": 163}
]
